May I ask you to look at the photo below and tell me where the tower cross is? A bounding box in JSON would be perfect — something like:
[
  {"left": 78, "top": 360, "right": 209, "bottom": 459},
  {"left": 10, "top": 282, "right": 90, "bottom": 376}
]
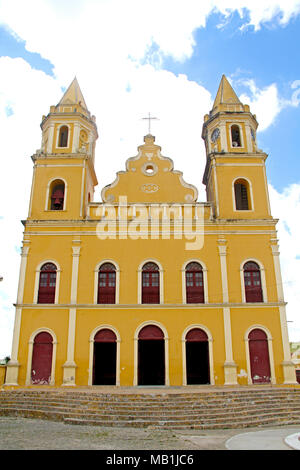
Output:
[{"left": 142, "top": 112, "right": 158, "bottom": 134}]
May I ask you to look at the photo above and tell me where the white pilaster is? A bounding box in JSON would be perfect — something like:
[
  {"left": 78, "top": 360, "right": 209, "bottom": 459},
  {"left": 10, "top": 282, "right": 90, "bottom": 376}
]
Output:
[
  {"left": 271, "top": 242, "right": 297, "bottom": 384},
  {"left": 218, "top": 239, "right": 238, "bottom": 385},
  {"left": 5, "top": 242, "right": 30, "bottom": 386},
  {"left": 62, "top": 241, "right": 81, "bottom": 386}
]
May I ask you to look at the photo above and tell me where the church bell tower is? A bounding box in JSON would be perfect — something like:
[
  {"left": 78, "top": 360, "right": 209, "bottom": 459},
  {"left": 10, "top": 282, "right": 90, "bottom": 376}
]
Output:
[
  {"left": 28, "top": 77, "right": 98, "bottom": 221},
  {"left": 202, "top": 75, "right": 272, "bottom": 220}
]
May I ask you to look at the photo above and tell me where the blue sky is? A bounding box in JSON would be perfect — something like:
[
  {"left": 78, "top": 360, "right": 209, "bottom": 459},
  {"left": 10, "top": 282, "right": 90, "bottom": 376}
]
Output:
[{"left": 0, "top": 1, "right": 300, "bottom": 358}]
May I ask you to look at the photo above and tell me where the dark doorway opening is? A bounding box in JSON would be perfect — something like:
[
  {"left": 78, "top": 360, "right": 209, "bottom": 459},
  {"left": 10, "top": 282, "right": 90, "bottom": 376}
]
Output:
[
  {"left": 185, "top": 328, "right": 210, "bottom": 385},
  {"left": 93, "top": 329, "right": 117, "bottom": 385},
  {"left": 93, "top": 342, "right": 116, "bottom": 385},
  {"left": 138, "top": 339, "right": 165, "bottom": 385},
  {"left": 186, "top": 341, "right": 210, "bottom": 384}
]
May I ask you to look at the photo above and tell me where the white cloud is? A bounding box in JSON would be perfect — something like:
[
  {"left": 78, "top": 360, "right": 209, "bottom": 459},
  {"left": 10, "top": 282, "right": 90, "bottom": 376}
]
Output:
[
  {"left": 1, "top": 0, "right": 300, "bottom": 357},
  {"left": 268, "top": 183, "right": 300, "bottom": 342}
]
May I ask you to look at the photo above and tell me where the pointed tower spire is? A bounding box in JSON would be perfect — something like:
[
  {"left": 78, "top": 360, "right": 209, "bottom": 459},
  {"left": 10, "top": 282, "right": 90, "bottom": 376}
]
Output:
[
  {"left": 58, "top": 77, "right": 88, "bottom": 110},
  {"left": 213, "top": 74, "right": 241, "bottom": 108}
]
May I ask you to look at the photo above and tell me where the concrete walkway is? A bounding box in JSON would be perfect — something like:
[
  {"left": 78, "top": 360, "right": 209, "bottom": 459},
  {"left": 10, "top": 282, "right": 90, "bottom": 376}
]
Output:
[{"left": 0, "top": 416, "right": 299, "bottom": 450}]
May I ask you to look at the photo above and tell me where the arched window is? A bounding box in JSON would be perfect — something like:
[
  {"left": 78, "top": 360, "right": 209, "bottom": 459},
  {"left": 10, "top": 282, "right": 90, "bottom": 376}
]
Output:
[
  {"left": 185, "top": 262, "right": 204, "bottom": 303},
  {"left": 58, "top": 125, "right": 69, "bottom": 147},
  {"left": 243, "top": 261, "right": 263, "bottom": 302},
  {"left": 50, "top": 180, "right": 65, "bottom": 210},
  {"left": 97, "top": 263, "right": 116, "bottom": 304},
  {"left": 37, "top": 263, "right": 57, "bottom": 304},
  {"left": 142, "top": 262, "right": 160, "bottom": 304},
  {"left": 234, "top": 179, "right": 250, "bottom": 210},
  {"left": 231, "top": 125, "right": 241, "bottom": 147}
]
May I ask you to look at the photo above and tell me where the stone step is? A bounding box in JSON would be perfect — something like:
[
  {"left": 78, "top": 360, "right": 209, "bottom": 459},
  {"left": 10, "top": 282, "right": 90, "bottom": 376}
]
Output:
[
  {"left": 1, "top": 400, "right": 300, "bottom": 417},
  {"left": 1, "top": 403, "right": 300, "bottom": 424}
]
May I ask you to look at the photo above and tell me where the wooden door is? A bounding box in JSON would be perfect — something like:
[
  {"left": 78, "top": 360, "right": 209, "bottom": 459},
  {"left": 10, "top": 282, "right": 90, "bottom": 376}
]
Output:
[
  {"left": 249, "top": 329, "right": 271, "bottom": 383},
  {"left": 31, "top": 332, "right": 53, "bottom": 384}
]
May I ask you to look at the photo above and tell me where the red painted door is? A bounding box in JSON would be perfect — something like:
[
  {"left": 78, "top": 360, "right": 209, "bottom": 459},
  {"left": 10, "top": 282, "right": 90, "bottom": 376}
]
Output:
[
  {"left": 249, "top": 329, "right": 271, "bottom": 384},
  {"left": 31, "top": 332, "right": 53, "bottom": 384},
  {"left": 138, "top": 325, "right": 165, "bottom": 385}
]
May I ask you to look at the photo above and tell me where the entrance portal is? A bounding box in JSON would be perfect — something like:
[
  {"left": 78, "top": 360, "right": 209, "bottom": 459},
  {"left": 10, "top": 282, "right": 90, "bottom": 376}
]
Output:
[
  {"left": 138, "top": 325, "right": 165, "bottom": 386},
  {"left": 185, "top": 328, "right": 210, "bottom": 384},
  {"left": 248, "top": 328, "right": 271, "bottom": 384},
  {"left": 93, "top": 329, "right": 117, "bottom": 385},
  {"left": 31, "top": 332, "right": 53, "bottom": 384}
]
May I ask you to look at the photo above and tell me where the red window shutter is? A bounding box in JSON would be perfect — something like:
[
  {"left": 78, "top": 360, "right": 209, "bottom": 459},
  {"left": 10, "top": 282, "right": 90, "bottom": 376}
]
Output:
[
  {"left": 186, "top": 262, "right": 204, "bottom": 303},
  {"left": 244, "top": 262, "right": 263, "bottom": 302},
  {"left": 37, "top": 263, "right": 57, "bottom": 304},
  {"left": 98, "top": 263, "right": 116, "bottom": 304},
  {"left": 142, "top": 263, "right": 160, "bottom": 304}
]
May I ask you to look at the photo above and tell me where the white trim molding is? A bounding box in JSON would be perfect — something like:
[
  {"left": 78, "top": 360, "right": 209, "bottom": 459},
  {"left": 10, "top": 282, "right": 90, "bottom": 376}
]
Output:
[
  {"left": 88, "top": 325, "right": 121, "bottom": 386},
  {"left": 181, "top": 324, "right": 214, "bottom": 386},
  {"left": 137, "top": 259, "right": 164, "bottom": 304},
  {"left": 33, "top": 259, "right": 61, "bottom": 304},
  {"left": 45, "top": 177, "right": 68, "bottom": 211},
  {"left": 133, "top": 321, "right": 169, "bottom": 386},
  {"left": 232, "top": 176, "right": 254, "bottom": 212},
  {"left": 240, "top": 258, "right": 268, "bottom": 303},
  {"left": 181, "top": 259, "right": 209, "bottom": 304},
  {"left": 94, "top": 260, "right": 120, "bottom": 304}
]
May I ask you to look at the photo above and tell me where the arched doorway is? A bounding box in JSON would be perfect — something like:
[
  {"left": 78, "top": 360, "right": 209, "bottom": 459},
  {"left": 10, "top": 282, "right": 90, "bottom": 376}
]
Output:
[
  {"left": 31, "top": 332, "right": 53, "bottom": 384},
  {"left": 185, "top": 328, "right": 210, "bottom": 384},
  {"left": 248, "top": 329, "right": 271, "bottom": 384},
  {"left": 93, "top": 329, "right": 117, "bottom": 385},
  {"left": 138, "top": 325, "right": 165, "bottom": 385}
]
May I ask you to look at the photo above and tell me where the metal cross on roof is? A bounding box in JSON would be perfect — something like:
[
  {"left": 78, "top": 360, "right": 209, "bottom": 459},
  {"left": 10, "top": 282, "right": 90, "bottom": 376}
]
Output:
[{"left": 142, "top": 112, "right": 159, "bottom": 134}]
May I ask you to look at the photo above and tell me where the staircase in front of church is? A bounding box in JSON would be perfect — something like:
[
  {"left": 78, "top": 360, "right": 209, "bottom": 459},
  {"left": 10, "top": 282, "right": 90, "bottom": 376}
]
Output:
[{"left": 1, "top": 387, "right": 300, "bottom": 429}]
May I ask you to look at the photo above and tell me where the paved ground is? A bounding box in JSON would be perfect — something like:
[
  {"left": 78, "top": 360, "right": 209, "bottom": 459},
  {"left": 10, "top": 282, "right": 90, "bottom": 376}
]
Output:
[{"left": 0, "top": 416, "right": 299, "bottom": 451}]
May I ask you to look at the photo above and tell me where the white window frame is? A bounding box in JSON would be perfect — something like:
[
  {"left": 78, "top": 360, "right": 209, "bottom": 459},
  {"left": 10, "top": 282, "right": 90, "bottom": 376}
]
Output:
[
  {"left": 240, "top": 258, "right": 268, "bottom": 303},
  {"left": 232, "top": 176, "right": 254, "bottom": 212},
  {"left": 33, "top": 260, "right": 61, "bottom": 304},
  {"left": 94, "top": 260, "right": 120, "bottom": 304},
  {"left": 182, "top": 260, "right": 209, "bottom": 304},
  {"left": 45, "top": 177, "right": 68, "bottom": 211},
  {"left": 138, "top": 259, "right": 164, "bottom": 304}
]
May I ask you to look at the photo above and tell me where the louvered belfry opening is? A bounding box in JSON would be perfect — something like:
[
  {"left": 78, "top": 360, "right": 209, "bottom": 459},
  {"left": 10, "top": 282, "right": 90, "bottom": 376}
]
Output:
[
  {"left": 37, "top": 263, "right": 57, "bottom": 304},
  {"left": 58, "top": 125, "right": 69, "bottom": 147},
  {"left": 142, "top": 262, "right": 160, "bottom": 304},
  {"left": 243, "top": 261, "right": 263, "bottom": 302},
  {"left": 234, "top": 179, "right": 250, "bottom": 210},
  {"left": 185, "top": 262, "right": 204, "bottom": 303},
  {"left": 50, "top": 182, "right": 65, "bottom": 210},
  {"left": 97, "top": 263, "right": 116, "bottom": 304}
]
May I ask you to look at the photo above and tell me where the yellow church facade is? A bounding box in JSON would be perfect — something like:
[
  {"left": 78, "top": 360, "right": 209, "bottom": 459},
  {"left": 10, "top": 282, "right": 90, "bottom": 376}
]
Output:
[{"left": 5, "top": 76, "right": 297, "bottom": 388}]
